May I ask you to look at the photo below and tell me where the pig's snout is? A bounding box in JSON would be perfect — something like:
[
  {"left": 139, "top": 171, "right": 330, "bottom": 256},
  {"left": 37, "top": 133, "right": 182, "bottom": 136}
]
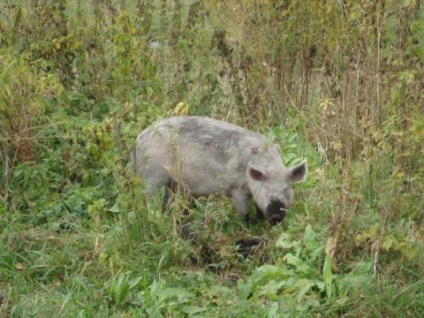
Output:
[{"left": 266, "top": 200, "right": 286, "bottom": 225}]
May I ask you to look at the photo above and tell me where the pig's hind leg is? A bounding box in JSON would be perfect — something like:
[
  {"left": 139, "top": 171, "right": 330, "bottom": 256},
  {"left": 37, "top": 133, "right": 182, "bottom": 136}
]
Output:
[
  {"left": 142, "top": 166, "right": 176, "bottom": 213},
  {"left": 144, "top": 168, "right": 172, "bottom": 195}
]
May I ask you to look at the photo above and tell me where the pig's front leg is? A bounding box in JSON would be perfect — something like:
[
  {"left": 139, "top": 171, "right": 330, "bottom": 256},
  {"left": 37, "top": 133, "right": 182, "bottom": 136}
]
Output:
[{"left": 231, "top": 190, "right": 250, "bottom": 222}]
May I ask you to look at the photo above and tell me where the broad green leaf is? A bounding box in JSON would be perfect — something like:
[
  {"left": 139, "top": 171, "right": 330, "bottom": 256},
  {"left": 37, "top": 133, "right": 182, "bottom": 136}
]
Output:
[
  {"left": 182, "top": 306, "right": 206, "bottom": 315},
  {"left": 296, "top": 279, "right": 315, "bottom": 302},
  {"left": 303, "top": 225, "right": 318, "bottom": 250},
  {"left": 323, "top": 254, "right": 333, "bottom": 299},
  {"left": 108, "top": 201, "right": 120, "bottom": 213},
  {"left": 285, "top": 253, "right": 302, "bottom": 267}
]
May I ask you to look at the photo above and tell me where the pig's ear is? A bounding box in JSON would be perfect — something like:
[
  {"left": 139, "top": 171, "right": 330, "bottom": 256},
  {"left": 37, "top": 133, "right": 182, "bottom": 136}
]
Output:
[
  {"left": 288, "top": 160, "right": 307, "bottom": 182},
  {"left": 249, "top": 165, "right": 267, "bottom": 181}
]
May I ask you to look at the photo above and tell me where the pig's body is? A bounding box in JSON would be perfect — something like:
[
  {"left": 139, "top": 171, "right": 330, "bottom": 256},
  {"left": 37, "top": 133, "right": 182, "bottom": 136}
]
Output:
[{"left": 134, "top": 116, "right": 307, "bottom": 224}]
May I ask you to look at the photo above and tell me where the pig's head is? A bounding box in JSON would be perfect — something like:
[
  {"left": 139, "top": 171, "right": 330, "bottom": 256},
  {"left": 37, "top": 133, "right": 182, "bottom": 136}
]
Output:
[{"left": 246, "top": 160, "right": 307, "bottom": 225}]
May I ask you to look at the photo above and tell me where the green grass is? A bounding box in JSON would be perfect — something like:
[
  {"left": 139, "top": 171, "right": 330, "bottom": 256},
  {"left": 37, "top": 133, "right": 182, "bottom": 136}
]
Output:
[{"left": 2, "top": 209, "right": 422, "bottom": 317}]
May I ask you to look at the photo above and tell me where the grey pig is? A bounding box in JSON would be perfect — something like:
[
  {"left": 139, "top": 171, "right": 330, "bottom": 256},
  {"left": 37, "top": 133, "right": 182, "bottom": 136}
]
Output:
[{"left": 133, "top": 116, "right": 307, "bottom": 224}]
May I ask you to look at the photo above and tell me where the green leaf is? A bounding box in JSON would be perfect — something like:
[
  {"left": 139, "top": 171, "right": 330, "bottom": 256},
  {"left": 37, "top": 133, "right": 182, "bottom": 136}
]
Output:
[
  {"left": 182, "top": 306, "right": 206, "bottom": 315},
  {"left": 285, "top": 253, "right": 302, "bottom": 267},
  {"left": 257, "top": 280, "right": 286, "bottom": 299},
  {"left": 275, "top": 232, "right": 294, "bottom": 249},
  {"left": 108, "top": 201, "right": 120, "bottom": 213},
  {"left": 296, "top": 279, "right": 315, "bottom": 302},
  {"left": 323, "top": 254, "right": 333, "bottom": 299},
  {"left": 303, "top": 225, "right": 318, "bottom": 250},
  {"left": 237, "top": 279, "right": 252, "bottom": 300}
]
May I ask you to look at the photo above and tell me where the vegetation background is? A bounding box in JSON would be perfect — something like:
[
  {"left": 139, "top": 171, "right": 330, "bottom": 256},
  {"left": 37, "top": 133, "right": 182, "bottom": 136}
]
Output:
[{"left": 0, "top": 0, "right": 423, "bottom": 316}]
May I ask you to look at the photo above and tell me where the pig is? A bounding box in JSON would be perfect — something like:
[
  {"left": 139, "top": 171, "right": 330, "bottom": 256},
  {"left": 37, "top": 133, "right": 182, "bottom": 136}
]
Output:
[{"left": 133, "top": 116, "right": 307, "bottom": 224}]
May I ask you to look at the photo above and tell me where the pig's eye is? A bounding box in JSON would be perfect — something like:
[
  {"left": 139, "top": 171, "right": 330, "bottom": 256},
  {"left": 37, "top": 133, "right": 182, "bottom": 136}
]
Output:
[{"left": 283, "top": 188, "right": 291, "bottom": 199}]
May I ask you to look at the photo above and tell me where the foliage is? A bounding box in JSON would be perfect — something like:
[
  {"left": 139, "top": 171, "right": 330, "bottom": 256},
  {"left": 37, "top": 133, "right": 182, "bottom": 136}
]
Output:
[{"left": 0, "top": 0, "right": 423, "bottom": 317}]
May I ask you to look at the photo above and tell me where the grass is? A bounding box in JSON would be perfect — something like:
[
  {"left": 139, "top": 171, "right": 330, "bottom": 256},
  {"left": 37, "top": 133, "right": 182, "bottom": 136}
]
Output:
[{"left": 1, "top": 169, "right": 422, "bottom": 317}]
